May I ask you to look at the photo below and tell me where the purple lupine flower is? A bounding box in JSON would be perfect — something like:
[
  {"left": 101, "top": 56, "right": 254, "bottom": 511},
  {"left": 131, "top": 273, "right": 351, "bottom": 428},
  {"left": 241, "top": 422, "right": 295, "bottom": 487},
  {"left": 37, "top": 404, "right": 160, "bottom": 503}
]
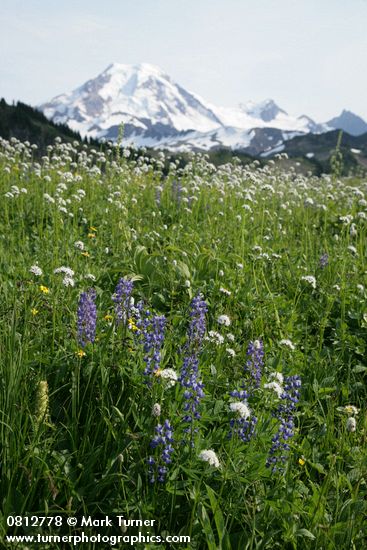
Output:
[
  {"left": 171, "top": 179, "right": 182, "bottom": 206},
  {"left": 229, "top": 414, "right": 258, "bottom": 443},
  {"left": 77, "top": 289, "right": 97, "bottom": 348},
  {"left": 112, "top": 278, "right": 133, "bottom": 324},
  {"left": 229, "top": 390, "right": 257, "bottom": 443},
  {"left": 179, "top": 294, "right": 207, "bottom": 433},
  {"left": 245, "top": 339, "right": 264, "bottom": 389},
  {"left": 132, "top": 299, "right": 144, "bottom": 334},
  {"left": 137, "top": 305, "right": 166, "bottom": 376},
  {"left": 266, "top": 374, "right": 302, "bottom": 472},
  {"left": 186, "top": 294, "right": 208, "bottom": 350},
  {"left": 155, "top": 185, "right": 163, "bottom": 206},
  {"left": 228, "top": 339, "right": 264, "bottom": 442},
  {"left": 319, "top": 253, "right": 329, "bottom": 269},
  {"left": 148, "top": 419, "right": 174, "bottom": 483},
  {"left": 229, "top": 389, "right": 256, "bottom": 442}
]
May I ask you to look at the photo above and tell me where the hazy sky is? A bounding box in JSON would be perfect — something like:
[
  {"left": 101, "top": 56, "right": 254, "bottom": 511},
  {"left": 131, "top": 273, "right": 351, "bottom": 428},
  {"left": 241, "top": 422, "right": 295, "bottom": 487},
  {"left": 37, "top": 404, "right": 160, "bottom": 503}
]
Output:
[{"left": 1, "top": 0, "right": 367, "bottom": 121}]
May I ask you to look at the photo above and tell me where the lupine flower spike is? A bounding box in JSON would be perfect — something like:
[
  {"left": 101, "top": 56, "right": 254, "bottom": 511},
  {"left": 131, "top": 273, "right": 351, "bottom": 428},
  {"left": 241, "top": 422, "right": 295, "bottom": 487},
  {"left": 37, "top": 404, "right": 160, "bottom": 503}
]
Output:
[
  {"left": 77, "top": 289, "right": 97, "bottom": 347},
  {"left": 179, "top": 294, "right": 207, "bottom": 434},
  {"left": 148, "top": 419, "right": 174, "bottom": 483},
  {"left": 266, "top": 375, "right": 302, "bottom": 472}
]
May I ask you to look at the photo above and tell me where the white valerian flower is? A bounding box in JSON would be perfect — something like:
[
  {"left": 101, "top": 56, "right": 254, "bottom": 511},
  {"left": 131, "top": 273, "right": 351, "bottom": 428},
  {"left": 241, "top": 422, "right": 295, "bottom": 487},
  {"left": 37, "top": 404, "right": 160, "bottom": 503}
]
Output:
[
  {"left": 74, "top": 240, "right": 85, "bottom": 251},
  {"left": 264, "top": 381, "right": 283, "bottom": 398},
  {"left": 217, "top": 314, "right": 231, "bottom": 326},
  {"left": 357, "top": 284, "right": 365, "bottom": 294},
  {"left": 279, "top": 339, "right": 295, "bottom": 350},
  {"left": 350, "top": 224, "right": 357, "bottom": 237},
  {"left": 346, "top": 417, "right": 356, "bottom": 432},
  {"left": 219, "top": 287, "right": 231, "bottom": 296},
  {"left": 30, "top": 265, "right": 43, "bottom": 277},
  {"left": 226, "top": 333, "right": 235, "bottom": 342},
  {"left": 54, "top": 266, "right": 75, "bottom": 277},
  {"left": 199, "top": 449, "right": 220, "bottom": 468},
  {"left": 84, "top": 273, "right": 96, "bottom": 282},
  {"left": 269, "top": 372, "right": 284, "bottom": 385},
  {"left": 44, "top": 193, "right": 55, "bottom": 204},
  {"left": 218, "top": 270, "right": 224, "bottom": 277},
  {"left": 226, "top": 348, "right": 236, "bottom": 358},
  {"left": 62, "top": 276, "right": 75, "bottom": 287},
  {"left": 156, "top": 368, "right": 178, "bottom": 388},
  {"left": 347, "top": 245, "right": 358, "bottom": 255},
  {"left": 206, "top": 331, "right": 225, "bottom": 345},
  {"left": 339, "top": 215, "right": 353, "bottom": 224},
  {"left": 230, "top": 402, "right": 251, "bottom": 418},
  {"left": 152, "top": 403, "right": 161, "bottom": 417},
  {"left": 301, "top": 275, "right": 316, "bottom": 289},
  {"left": 184, "top": 280, "right": 191, "bottom": 288}
]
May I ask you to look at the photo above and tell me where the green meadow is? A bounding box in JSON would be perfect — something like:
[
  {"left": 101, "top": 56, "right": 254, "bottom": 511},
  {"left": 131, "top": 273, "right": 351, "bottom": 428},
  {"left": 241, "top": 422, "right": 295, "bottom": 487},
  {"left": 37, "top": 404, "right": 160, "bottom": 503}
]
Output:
[{"left": 0, "top": 136, "right": 366, "bottom": 549}]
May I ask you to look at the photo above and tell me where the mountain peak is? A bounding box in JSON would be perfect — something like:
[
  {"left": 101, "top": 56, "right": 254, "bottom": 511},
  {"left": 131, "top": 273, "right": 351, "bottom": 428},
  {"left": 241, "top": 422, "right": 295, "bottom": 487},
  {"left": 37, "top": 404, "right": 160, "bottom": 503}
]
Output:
[
  {"left": 105, "top": 62, "right": 166, "bottom": 76},
  {"left": 327, "top": 110, "right": 367, "bottom": 136},
  {"left": 39, "top": 62, "right": 365, "bottom": 151},
  {"left": 239, "top": 99, "right": 287, "bottom": 122},
  {"left": 39, "top": 62, "right": 224, "bottom": 138}
]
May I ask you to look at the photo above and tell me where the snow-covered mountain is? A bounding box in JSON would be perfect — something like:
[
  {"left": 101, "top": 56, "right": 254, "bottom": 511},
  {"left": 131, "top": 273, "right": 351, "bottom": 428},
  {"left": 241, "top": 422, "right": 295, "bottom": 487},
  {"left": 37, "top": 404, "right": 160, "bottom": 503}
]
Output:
[{"left": 40, "top": 62, "right": 329, "bottom": 153}]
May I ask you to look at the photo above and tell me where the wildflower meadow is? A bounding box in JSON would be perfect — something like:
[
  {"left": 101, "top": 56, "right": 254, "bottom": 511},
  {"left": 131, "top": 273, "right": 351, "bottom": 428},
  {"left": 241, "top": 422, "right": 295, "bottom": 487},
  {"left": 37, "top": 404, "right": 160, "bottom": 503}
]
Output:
[{"left": 0, "top": 136, "right": 366, "bottom": 549}]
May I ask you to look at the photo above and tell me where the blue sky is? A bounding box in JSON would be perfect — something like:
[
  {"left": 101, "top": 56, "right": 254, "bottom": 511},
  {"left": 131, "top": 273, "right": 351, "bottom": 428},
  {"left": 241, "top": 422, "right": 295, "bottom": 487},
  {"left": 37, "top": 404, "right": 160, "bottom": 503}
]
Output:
[{"left": 1, "top": 0, "right": 367, "bottom": 121}]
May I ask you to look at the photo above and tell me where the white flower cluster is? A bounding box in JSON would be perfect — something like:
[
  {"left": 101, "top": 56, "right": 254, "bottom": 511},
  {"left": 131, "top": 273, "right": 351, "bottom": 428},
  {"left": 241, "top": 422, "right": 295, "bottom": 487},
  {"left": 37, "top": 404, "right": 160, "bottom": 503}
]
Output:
[
  {"left": 29, "top": 265, "right": 43, "bottom": 277},
  {"left": 156, "top": 368, "right": 178, "bottom": 388},
  {"left": 217, "top": 314, "right": 231, "bottom": 326},
  {"left": 279, "top": 339, "right": 295, "bottom": 350},
  {"left": 74, "top": 240, "right": 85, "bottom": 251},
  {"left": 264, "top": 372, "right": 284, "bottom": 398},
  {"left": 229, "top": 402, "right": 251, "bottom": 419},
  {"left": 206, "top": 330, "right": 224, "bottom": 345},
  {"left": 54, "top": 266, "right": 75, "bottom": 287},
  {"left": 301, "top": 275, "right": 316, "bottom": 289},
  {"left": 199, "top": 449, "right": 220, "bottom": 468}
]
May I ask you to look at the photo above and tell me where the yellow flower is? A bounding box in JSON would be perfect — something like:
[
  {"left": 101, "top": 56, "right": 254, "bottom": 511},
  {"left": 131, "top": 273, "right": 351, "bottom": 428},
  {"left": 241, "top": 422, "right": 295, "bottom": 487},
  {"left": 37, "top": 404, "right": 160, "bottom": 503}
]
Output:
[
  {"left": 87, "top": 233, "right": 96, "bottom": 239},
  {"left": 89, "top": 226, "right": 97, "bottom": 232},
  {"left": 76, "top": 349, "right": 86, "bottom": 358},
  {"left": 104, "top": 314, "right": 113, "bottom": 321},
  {"left": 31, "top": 308, "right": 39, "bottom": 316},
  {"left": 298, "top": 457, "right": 305, "bottom": 466},
  {"left": 39, "top": 285, "right": 50, "bottom": 294},
  {"left": 128, "top": 317, "right": 138, "bottom": 331},
  {"left": 81, "top": 251, "right": 90, "bottom": 257},
  {"left": 154, "top": 369, "right": 162, "bottom": 377}
]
